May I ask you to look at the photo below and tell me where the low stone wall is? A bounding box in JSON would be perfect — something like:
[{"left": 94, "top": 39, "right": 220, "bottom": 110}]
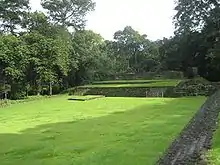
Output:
[
  {"left": 68, "top": 87, "right": 175, "bottom": 98},
  {"left": 157, "top": 90, "right": 220, "bottom": 165},
  {"left": 145, "top": 88, "right": 167, "bottom": 97}
]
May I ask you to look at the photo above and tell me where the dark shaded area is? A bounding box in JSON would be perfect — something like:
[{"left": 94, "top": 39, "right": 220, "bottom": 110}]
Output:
[
  {"left": 157, "top": 90, "right": 220, "bottom": 165},
  {"left": 68, "top": 98, "right": 86, "bottom": 101},
  {"left": 68, "top": 96, "right": 105, "bottom": 101}
]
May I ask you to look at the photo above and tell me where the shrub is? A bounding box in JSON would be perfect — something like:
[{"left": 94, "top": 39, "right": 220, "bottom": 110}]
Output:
[
  {"left": 175, "top": 78, "right": 217, "bottom": 96},
  {"left": 9, "top": 84, "right": 27, "bottom": 100},
  {"left": 52, "top": 85, "right": 63, "bottom": 95}
]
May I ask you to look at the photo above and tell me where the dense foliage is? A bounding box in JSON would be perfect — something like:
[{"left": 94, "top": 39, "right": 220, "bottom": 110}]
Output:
[
  {"left": 0, "top": 0, "right": 220, "bottom": 99},
  {"left": 0, "top": 0, "right": 161, "bottom": 99},
  {"left": 162, "top": 0, "right": 220, "bottom": 81}
]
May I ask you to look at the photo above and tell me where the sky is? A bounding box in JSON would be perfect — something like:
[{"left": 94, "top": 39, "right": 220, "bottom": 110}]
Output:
[{"left": 30, "top": 0, "right": 175, "bottom": 41}]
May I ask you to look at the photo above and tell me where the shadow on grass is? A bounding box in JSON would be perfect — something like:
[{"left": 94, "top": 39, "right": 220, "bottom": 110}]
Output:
[{"left": 0, "top": 99, "right": 200, "bottom": 165}]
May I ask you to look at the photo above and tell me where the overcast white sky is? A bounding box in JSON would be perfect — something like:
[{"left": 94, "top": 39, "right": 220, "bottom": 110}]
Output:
[{"left": 30, "top": 0, "right": 175, "bottom": 41}]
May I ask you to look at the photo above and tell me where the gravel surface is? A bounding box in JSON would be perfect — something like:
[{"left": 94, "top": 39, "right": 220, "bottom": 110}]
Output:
[{"left": 157, "top": 90, "right": 220, "bottom": 165}]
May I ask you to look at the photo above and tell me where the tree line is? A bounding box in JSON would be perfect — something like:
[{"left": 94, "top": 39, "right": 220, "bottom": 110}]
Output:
[
  {"left": 0, "top": 0, "right": 220, "bottom": 99},
  {"left": 160, "top": 0, "right": 220, "bottom": 81}
]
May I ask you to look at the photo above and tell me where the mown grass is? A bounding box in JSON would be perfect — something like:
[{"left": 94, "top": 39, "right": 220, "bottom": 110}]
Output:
[
  {"left": 83, "top": 79, "right": 181, "bottom": 88},
  {"left": 0, "top": 96, "right": 205, "bottom": 165},
  {"left": 93, "top": 79, "right": 181, "bottom": 84},
  {"left": 0, "top": 95, "right": 52, "bottom": 108},
  {"left": 207, "top": 116, "right": 220, "bottom": 165}
]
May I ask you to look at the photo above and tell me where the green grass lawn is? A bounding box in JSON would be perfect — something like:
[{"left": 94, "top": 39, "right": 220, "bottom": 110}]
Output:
[
  {"left": 207, "top": 117, "right": 220, "bottom": 165},
  {"left": 93, "top": 79, "right": 181, "bottom": 84},
  {"left": 0, "top": 96, "right": 205, "bottom": 165},
  {"left": 82, "top": 79, "right": 181, "bottom": 88}
]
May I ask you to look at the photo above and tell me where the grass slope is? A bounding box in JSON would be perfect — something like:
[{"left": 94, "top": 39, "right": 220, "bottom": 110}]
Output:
[
  {"left": 0, "top": 96, "right": 205, "bottom": 165},
  {"left": 82, "top": 80, "right": 181, "bottom": 88},
  {"left": 208, "top": 116, "right": 220, "bottom": 165},
  {"left": 93, "top": 79, "right": 181, "bottom": 85}
]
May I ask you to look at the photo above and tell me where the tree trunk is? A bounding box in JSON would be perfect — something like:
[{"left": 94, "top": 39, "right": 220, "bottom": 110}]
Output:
[
  {"left": 134, "top": 52, "right": 137, "bottom": 66},
  {"left": 37, "top": 82, "right": 41, "bottom": 96},
  {"left": 37, "top": 86, "right": 41, "bottom": 96},
  {"left": 49, "top": 81, "right": 52, "bottom": 96},
  {"left": 127, "top": 59, "right": 130, "bottom": 70},
  {"left": 3, "top": 82, "right": 7, "bottom": 100},
  {"left": 4, "top": 92, "right": 7, "bottom": 100}
]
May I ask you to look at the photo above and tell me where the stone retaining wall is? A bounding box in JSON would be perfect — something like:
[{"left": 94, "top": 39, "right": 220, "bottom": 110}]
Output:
[
  {"left": 157, "top": 90, "right": 220, "bottom": 165},
  {"left": 69, "top": 87, "right": 175, "bottom": 98}
]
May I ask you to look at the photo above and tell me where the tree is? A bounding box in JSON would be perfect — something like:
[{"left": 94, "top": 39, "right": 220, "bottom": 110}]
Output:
[
  {"left": 41, "top": 0, "right": 95, "bottom": 29},
  {"left": 23, "top": 11, "right": 49, "bottom": 33},
  {"left": 113, "top": 26, "right": 159, "bottom": 73},
  {"left": 22, "top": 31, "right": 69, "bottom": 95},
  {"left": 104, "top": 40, "right": 128, "bottom": 75},
  {"left": 69, "top": 30, "right": 104, "bottom": 84},
  {"left": 157, "top": 32, "right": 202, "bottom": 78},
  {"left": 114, "top": 26, "right": 140, "bottom": 70},
  {"left": 0, "top": 34, "right": 29, "bottom": 99},
  {"left": 21, "top": 11, "right": 72, "bottom": 95},
  {"left": 0, "top": 0, "right": 30, "bottom": 34},
  {"left": 196, "top": 8, "right": 220, "bottom": 81},
  {"left": 174, "top": 0, "right": 220, "bottom": 34},
  {"left": 173, "top": 0, "right": 220, "bottom": 81}
]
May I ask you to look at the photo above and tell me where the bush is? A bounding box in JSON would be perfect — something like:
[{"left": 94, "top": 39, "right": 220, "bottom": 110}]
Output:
[
  {"left": 52, "top": 85, "right": 63, "bottom": 95},
  {"left": 9, "top": 84, "right": 27, "bottom": 100},
  {"left": 175, "top": 78, "right": 217, "bottom": 96}
]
